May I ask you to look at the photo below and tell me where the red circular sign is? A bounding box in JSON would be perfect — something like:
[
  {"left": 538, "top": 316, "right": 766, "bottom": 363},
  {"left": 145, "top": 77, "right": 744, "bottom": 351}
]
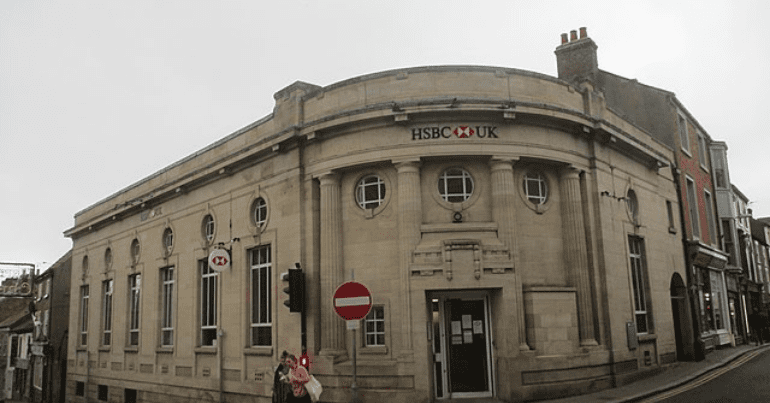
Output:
[{"left": 333, "top": 281, "right": 372, "bottom": 321}]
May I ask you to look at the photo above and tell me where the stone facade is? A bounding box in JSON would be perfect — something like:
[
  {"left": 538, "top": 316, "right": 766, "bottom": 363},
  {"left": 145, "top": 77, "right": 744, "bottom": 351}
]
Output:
[{"left": 65, "top": 58, "right": 687, "bottom": 402}]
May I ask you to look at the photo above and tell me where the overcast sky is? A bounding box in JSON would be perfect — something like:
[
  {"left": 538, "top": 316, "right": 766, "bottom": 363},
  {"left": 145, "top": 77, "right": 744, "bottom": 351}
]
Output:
[{"left": 2, "top": 0, "right": 769, "bottom": 272}]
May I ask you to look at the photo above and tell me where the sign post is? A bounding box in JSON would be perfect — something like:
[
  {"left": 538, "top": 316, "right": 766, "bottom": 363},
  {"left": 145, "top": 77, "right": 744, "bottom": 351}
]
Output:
[{"left": 333, "top": 280, "right": 371, "bottom": 403}]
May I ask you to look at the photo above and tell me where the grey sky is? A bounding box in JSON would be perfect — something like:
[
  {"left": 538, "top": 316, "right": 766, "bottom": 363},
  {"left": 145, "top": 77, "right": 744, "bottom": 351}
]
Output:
[{"left": 2, "top": 0, "right": 769, "bottom": 272}]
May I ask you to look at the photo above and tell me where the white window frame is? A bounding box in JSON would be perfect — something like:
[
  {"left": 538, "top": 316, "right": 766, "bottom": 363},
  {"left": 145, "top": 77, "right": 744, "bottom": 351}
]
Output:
[
  {"left": 253, "top": 197, "right": 268, "bottom": 227},
  {"left": 686, "top": 176, "right": 700, "bottom": 239},
  {"left": 79, "top": 285, "right": 89, "bottom": 346},
  {"left": 356, "top": 175, "right": 386, "bottom": 210},
  {"left": 203, "top": 215, "right": 215, "bottom": 243},
  {"left": 163, "top": 228, "right": 174, "bottom": 254},
  {"left": 200, "top": 260, "right": 218, "bottom": 346},
  {"left": 678, "top": 113, "right": 691, "bottom": 155},
  {"left": 697, "top": 131, "right": 709, "bottom": 170},
  {"left": 161, "top": 267, "right": 174, "bottom": 347},
  {"left": 438, "top": 168, "right": 474, "bottom": 203},
  {"left": 704, "top": 190, "right": 717, "bottom": 247},
  {"left": 363, "top": 305, "right": 385, "bottom": 347},
  {"left": 628, "top": 236, "right": 650, "bottom": 334},
  {"left": 101, "top": 279, "right": 113, "bottom": 346},
  {"left": 128, "top": 274, "right": 141, "bottom": 346},
  {"left": 524, "top": 172, "right": 548, "bottom": 205},
  {"left": 249, "top": 245, "right": 272, "bottom": 347}
]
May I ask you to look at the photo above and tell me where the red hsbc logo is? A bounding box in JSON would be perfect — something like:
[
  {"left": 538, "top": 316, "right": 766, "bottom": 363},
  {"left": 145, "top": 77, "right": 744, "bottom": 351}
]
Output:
[
  {"left": 212, "top": 256, "right": 228, "bottom": 266},
  {"left": 412, "top": 125, "right": 498, "bottom": 140}
]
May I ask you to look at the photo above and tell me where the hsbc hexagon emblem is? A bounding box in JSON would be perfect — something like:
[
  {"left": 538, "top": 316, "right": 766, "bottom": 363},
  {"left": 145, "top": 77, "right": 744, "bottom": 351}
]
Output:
[
  {"left": 208, "top": 249, "right": 231, "bottom": 272},
  {"left": 453, "top": 126, "right": 475, "bottom": 138}
]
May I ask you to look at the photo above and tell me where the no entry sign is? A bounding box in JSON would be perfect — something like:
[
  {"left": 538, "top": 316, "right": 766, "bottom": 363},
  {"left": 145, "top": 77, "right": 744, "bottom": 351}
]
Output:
[{"left": 333, "top": 281, "right": 372, "bottom": 321}]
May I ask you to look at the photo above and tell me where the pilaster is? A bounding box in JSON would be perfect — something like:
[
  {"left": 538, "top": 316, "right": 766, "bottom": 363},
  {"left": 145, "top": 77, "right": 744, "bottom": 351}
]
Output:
[
  {"left": 319, "top": 172, "right": 346, "bottom": 355},
  {"left": 560, "top": 167, "right": 597, "bottom": 346}
]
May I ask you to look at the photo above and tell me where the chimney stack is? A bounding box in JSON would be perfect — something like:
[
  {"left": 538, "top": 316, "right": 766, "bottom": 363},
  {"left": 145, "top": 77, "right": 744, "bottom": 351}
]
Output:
[{"left": 555, "top": 27, "right": 599, "bottom": 84}]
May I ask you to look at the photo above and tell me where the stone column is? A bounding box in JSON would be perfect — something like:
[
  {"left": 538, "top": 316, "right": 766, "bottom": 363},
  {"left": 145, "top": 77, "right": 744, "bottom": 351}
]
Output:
[
  {"left": 560, "top": 167, "right": 598, "bottom": 346},
  {"left": 396, "top": 160, "right": 421, "bottom": 353},
  {"left": 319, "top": 172, "right": 346, "bottom": 355},
  {"left": 490, "top": 157, "right": 530, "bottom": 351}
]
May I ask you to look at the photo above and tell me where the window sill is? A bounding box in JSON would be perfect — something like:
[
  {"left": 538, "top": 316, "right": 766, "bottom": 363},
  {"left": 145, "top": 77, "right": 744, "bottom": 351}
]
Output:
[
  {"left": 637, "top": 334, "right": 657, "bottom": 342},
  {"left": 156, "top": 347, "right": 174, "bottom": 354},
  {"left": 243, "top": 346, "right": 273, "bottom": 356},
  {"left": 360, "top": 346, "right": 388, "bottom": 355},
  {"left": 98, "top": 346, "right": 111, "bottom": 352},
  {"left": 194, "top": 346, "right": 217, "bottom": 355},
  {"left": 124, "top": 346, "right": 138, "bottom": 353},
  {"left": 76, "top": 346, "right": 87, "bottom": 352},
  {"left": 669, "top": 227, "right": 678, "bottom": 234}
]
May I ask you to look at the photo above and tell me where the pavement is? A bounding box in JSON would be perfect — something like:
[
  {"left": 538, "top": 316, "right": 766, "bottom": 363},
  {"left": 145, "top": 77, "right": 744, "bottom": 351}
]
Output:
[
  {"left": 3, "top": 344, "right": 767, "bottom": 403},
  {"left": 539, "top": 342, "right": 770, "bottom": 403}
]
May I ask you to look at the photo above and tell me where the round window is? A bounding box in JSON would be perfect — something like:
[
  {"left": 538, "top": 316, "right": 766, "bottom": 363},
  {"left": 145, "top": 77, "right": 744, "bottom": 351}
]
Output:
[
  {"left": 438, "top": 168, "right": 474, "bottom": 203},
  {"left": 252, "top": 197, "right": 268, "bottom": 227},
  {"left": 356, "top": 175, "right": 386, "bottom": 210},
  {"left": 523, "top": 172, "right": 548, "bottom": 205},
  {"left": 202, "top": 214, "right": 215, "bottom": 242}
]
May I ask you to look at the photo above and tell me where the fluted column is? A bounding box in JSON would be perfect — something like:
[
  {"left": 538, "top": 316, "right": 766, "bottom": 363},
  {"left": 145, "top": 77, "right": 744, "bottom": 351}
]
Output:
[
  {"left": 490, "top": 157, "right": 530, "bottom": 351},
  {"left": 319, "top": 172, "right": 346, "bottom": 355},
  {"left": 560, "top": 167, "right": 597, "bottom": 346},
  {"left": 396, "top": 160, "right": 421, "bottom": 352}
]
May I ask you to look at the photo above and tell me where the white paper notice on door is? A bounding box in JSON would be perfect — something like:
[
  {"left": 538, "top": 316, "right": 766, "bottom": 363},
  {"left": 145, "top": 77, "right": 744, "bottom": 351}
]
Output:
[
  {"left": 473, "top": 320, "right": 483, "bottom": 334},
  {"left": 463, "top": 330, "right": 473, "bottom": 344},
  {"left": 451, "top": 321, "right": 462, "bottom": 335},
  {"left": 462, "top": 315, "right": 472, "bottom": 329},
  {"left": 452, "top": 335, "right": 462, "bottom": 345}
]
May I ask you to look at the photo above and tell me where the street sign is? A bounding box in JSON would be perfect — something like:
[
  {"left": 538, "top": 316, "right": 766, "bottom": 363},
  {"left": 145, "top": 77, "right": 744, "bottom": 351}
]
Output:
[
  {"left": 333, "top": 281, "right": 372, "bottom": 321},
  {"left": 208, "top": 249, "right": 230, "bottom": 272}
]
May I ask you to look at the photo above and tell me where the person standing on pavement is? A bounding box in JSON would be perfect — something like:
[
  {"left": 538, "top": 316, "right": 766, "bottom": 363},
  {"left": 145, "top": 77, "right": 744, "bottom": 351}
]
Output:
[
  {"left": 282, "top": 354, "right": 312, "bottom": 403},
  {"left": 273, "top": 351, "right": 290, "bottom": 403}
]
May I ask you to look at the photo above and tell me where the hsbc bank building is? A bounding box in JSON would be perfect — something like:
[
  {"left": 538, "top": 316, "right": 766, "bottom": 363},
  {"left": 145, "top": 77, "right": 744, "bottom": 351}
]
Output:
[{"left": 65, "top": 37, "right": 690, "bottom": 402}]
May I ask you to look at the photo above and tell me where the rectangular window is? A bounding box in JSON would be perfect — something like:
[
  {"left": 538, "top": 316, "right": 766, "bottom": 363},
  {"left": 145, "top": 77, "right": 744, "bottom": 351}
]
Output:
[
  {"left": 628, "top": 236, "right": 650, "bottom": 334},
  {"left": 723, "top": 219, "right": 736, "bottom": 265},
  {"left": 161, "top": 267, "right": 174, "bottom": 347},
  {"left": 697, "top": 132, "right": 709, "bottom": 169},
  {"left": 128, "top": 274, "right": 141, "bottom": 346},
  {"left": 75, "top": 381, "right": 85, "bottom": 396},
  {"left": 250, "top": 246, "right": 272, "bottom": 346},
  {"left": 79, "top": 285, "right": 89, "bottom": 346},
  {"left": 201, "top": 260, "right": 218, "bottom": 346},
  {"left": 101, "top": 280, "right": 113, "bottom": 346},
  {"left": 98, "top": 384, "right": 108, "bottom": 401},
  {"left": 678, "top": 114, "right": 690, "bottom": 154},
  {"left": 704, "top": 190, "right": 717, "bottom": 246},
  {"left": 686, "top": 176, "right": 700, "bottom": 239},
  {"left": 364, "top": 306, "right": 386, "bottom": 346}
]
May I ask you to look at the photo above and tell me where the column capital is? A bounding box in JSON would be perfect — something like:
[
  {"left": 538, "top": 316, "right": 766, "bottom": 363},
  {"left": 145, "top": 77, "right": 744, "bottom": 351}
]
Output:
[
  {"left": 560, "top": 165, "right": 583, "bottom": 179},
  {"left": 317, "top": 171, "right": 340, "bottom": 186},
  {"left": 489, "top": 156, "right": 518, "bottom": 172},
  {"left": 393, "top": 158, "right": 421, "bottom": 173}
]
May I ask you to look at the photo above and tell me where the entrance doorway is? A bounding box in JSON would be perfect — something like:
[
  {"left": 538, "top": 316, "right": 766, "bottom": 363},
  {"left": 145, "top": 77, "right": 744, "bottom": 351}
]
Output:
[
  {"left": 670, "top": 273, "right": 688, "bottom": 360},
  {"left": 430, "top": 291, "right": 493, "bottom": 399}
]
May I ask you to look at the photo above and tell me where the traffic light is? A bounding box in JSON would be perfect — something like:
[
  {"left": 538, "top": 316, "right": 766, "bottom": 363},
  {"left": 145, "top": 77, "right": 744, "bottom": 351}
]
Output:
[{"left": 282, "top": 266, "right": 304, "bottom": 312}]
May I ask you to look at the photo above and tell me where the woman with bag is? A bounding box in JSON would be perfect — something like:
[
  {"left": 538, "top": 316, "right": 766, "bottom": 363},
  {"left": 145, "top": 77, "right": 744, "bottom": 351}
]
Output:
[{"left": 282, "top": 355, "right": 312, "bottom": 403}]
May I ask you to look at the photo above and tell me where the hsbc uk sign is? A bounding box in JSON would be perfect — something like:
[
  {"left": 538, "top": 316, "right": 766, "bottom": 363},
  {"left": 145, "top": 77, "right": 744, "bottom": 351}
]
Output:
[{"left": 411, "top": 125, "right": 499, "bottom": 140}]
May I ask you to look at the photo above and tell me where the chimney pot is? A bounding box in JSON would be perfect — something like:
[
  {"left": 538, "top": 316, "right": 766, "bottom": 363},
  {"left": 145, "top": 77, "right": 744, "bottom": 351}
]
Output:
[
  {"left": 561, "top": 33, "right": 568, "bottom": 44},
  {"left": 570, "top": 30, "right": 578, "bottom": 41},
  {"left": 580, "top": 27, "right": 587, "bottom": 39}
]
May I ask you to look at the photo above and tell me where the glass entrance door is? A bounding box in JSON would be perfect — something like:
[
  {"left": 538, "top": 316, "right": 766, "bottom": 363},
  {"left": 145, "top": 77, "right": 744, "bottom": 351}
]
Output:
[{"left": 431, "top": 292, "right": 493, "bottom": 399}]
